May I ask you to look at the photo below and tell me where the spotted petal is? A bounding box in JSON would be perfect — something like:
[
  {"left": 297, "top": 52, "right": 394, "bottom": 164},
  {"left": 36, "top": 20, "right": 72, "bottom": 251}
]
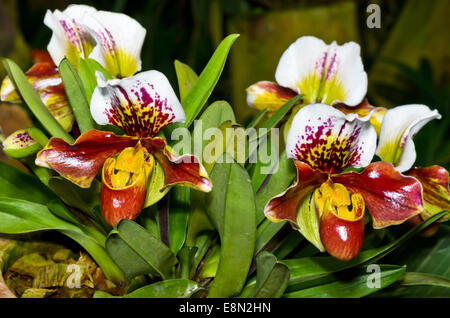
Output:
[
  {"left": 407, "top": 166, "right": 450, "bottom": 222},
  {"left": 36, "top": 129, "right": 138, "bottom": 188},
  {"left": 333, "top": 161, "right": 424, "bottom": 229},
  {"left": 81, "top": 9, "right": 146, "bottom": 78},
  {"left": 44, "top": 5, "right": 96, "bottom": 68},
  {"left": 1, "top": 63, "right": 75, "bottom": 131},
  {"left": 91, "top": 71, "right": 185, "bottom": 138},
  {"left": 376, "top": 104, "right": 441, "bottom": 172},
  {"left": 246, "top": 81, "right": 298, "bottom": 113},
  {"left": 286, "top": 104, "right": 377, "bottom": 174},
  {"left": 275, "top": 36, "right": 367, "bottom": 106}
]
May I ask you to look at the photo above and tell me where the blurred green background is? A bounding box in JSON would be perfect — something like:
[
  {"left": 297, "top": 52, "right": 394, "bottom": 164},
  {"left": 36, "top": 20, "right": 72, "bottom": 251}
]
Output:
[{"left": 0, "top": 0, "right": 449, "bottom": 169}]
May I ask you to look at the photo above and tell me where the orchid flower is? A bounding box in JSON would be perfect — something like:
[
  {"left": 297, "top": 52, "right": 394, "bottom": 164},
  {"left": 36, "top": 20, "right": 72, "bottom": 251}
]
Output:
[
  {"left": 376, "top": 104, "right": 449, "bottom": 223},
  {"left": 44, "top": 4, "right": 146, "bottom": 78},
  {"left": 264, "top": 104, "right": 424, "bottom": 261},
  {"left": 1, "top": 62, "right": 74, "bottom": 132},
  {"left": 35, "top": 71, "right": 212, "bottom": 226},
  {"left": 246, "top": 36, "right": 386, "bottom": 133}
]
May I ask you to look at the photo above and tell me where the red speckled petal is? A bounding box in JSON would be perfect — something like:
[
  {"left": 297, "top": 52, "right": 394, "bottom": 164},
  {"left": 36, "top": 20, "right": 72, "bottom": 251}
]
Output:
[
  {"left": 142, "top": 138, "right": 212, "bottom": 192},
  {"left": 36, "top": 129, "right": 138, "bottom": 188},
  {"left": 333, "top": 161, "right": 424, "bottom": 229},
  {"left": 286, "top": 104, "right": 377, "bottom": 174},
  {"left": 264, "top": 161, "right": 327, "bottom": 224},
  {"left": 90, "top": 71, "right": 185, "bottom": 138},
  {"left": 406, "top": 165, "right": 450, "bottom": 222}
]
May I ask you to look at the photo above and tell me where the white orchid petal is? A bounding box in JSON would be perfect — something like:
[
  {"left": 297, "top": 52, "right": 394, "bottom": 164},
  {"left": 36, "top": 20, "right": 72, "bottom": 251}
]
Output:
[
  {"left": 286, "top": 104, "right": 376, "bottom": 173},
  {"left": 275, "top": 36, "right": 367, "bottom": 106},
  {"left": 81, "top": 10, "right": 146, "bottom": 78},
  {"left": 44, "top": 5, "right": 96, "bottom": 67},
  {"left": 91, "top": 70, "right": 185, "bottom": 137},
  {"left": 376, "top": 104, "right": 441, "bottom": 172}
]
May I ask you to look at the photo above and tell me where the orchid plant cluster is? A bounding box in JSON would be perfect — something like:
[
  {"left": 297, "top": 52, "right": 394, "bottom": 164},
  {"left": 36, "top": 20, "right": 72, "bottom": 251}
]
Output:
[
  {"left": 247, "top": 36, "right": 449, "bottom": 261},
  {"left": 0, "top": 4, "right": 448, "bottom": 298}
]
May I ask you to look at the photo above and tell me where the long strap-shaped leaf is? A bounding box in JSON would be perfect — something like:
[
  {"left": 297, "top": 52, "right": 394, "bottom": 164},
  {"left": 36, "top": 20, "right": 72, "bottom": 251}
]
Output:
[
  {"left": 246, "top": 94, "right": 302, "bottom": 163},
  {"left": 59, "top": 58, "right": 96, "bottom": 133},
  {"left": 2, "top": 59, "right": 73, "bottom": 142},
  {"left": 182, "top": 34, "right": 239, "bottom": 128},
  {"left": 284, "top": 265, "right": 406, "bottom": 298},
  {"left": 282, "top": 211, "right": 448, "bottom": 292},
  {"left": 206, "top": 154, "right": 256, "bottom": 297},
  {"left": 240, "top": 211, "right": 447, "bottom": 295},
  {"left": 106, "top": 219, "right": 178, "bottom": 280},
  {"left": 0, "top": 197, "right": 125, "bottom": 284}
]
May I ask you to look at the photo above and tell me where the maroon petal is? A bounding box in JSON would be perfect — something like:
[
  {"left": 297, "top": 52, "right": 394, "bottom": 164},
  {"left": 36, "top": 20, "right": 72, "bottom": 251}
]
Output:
[
  {"left": 142, "top": 138, "right": 212, "bottom": 192},
  {"left": 406, "top": 165, "right": 450, "bottom": 222},
  {"left": 264, "top": 161, "right": 327, "bottom": 224},
  {"left": 333, "top": 161, "right": 424, "bottom": 229},
  {"left": 36, "top": 129, "right": 138, "bottom": 188}
]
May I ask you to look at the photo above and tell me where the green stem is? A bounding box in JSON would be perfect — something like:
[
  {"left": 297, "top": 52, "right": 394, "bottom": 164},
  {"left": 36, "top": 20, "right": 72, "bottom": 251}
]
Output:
[{"left": 25, "top": 157, "right": 51, "bottom": 186}]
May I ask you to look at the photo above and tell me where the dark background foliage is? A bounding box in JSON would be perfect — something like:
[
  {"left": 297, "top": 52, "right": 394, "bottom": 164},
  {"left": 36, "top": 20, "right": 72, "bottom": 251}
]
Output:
[{"left": 1, "top": 0, "right": 449, "bottom": 168}]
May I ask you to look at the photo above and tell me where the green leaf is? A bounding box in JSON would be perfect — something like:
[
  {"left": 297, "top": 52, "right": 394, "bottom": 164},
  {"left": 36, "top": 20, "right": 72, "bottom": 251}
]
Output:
[
  {"left": 47, "top": 199, "right": 82, "bottom": 227},
  {"left": 197, "top": 244, "right": 220, "bottom": 280},
  {"left": 77, "top": 58, "right": 113, "bottom": 103},
  {"left": 0, "top": 197, "right": 67, "bottom": 234},
  {"left": 168, "top": 186, "right": 190, "bottom": 255},
  {"left": 186, "top": 191, "right": 215, "bottom": 246},
  {"left": 0, "top": 197, "right": 124, "bottom": 283},
  {"left": 372, "top": 223, "right": 450, "bottom": 297},
  {"left": 260, "top": 95, "right": 302, "bottom": 131},
  {"left": 47, "top": 176, "right": 106, "bottom": 230},
  {"left": 253, "top": 151, "right": 296, "bottom": 223},
  {"left": 104, "top": 234, "right": 157, "bottom": 280},
  {"left": 106, "top": 219, "right": 178, "bottom": 280},
  {"left": 95, "top": 279, "right": 202, "bottom": 298},
  {"left": 206, "top": 155, "right": 256, "bottom": 297},
  {"left": 126, "top": 279, "right": 202, "bottom": 298},
  {"left": 273, "top": 230, "right": 304, "bottom": 260},
  {"left": 178, "top": 246, "right": 197, "bottom": 280},
  {"left": 246, "top": 108, "right": 268, "bottom": 129},
  {"left": 400, "top": 272, "right": 450, "bottom": 288},
  {"left": 174, "top": 60, "right": 198, "bottom": 102},
  {"left": 2, "top": 58, "right": 73, "bottom": 142},
  {"left": 59, "top": 58, "right": 95, "bottom": 133},
  {"left": 182, "top": 34, "right": 239, "bottom": 128},
  {"left": 281, "top": 211, "right": 447, "bottom": 292},
  {"left": 284, "top": 265, "right": 406, "bottom": 298},
  {"left": 247, "top": 94, "right": 302, "bottom": 162},
  {"left": 255, "top": 220, "right": 285, "bottom": 251},
  {"left": 250, "top": 252, "right": 290, "bottom": 298},
  {"left": 0, "top": 161, "right": 56, "bottom": 204},
  {"left": 191, "top": 100, "right": 236, "bottom": 172}
]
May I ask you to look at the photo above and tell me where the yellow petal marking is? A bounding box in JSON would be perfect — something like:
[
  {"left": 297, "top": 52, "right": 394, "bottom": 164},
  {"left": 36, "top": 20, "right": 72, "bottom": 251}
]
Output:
[{"left": 314, "top": 180, "right": 365, "bottom": 221}]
